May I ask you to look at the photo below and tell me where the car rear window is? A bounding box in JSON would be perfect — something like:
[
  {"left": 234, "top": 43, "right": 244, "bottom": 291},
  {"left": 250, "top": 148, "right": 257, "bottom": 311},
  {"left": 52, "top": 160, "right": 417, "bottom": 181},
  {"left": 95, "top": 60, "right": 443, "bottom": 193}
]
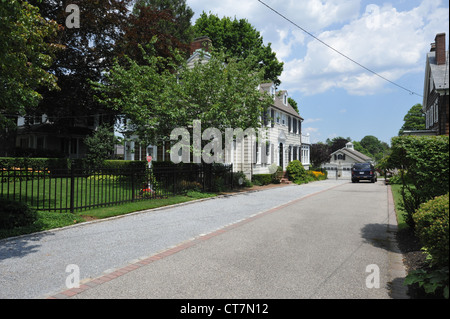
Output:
[{"left": 353, "top": 163, "right": 371, "bottom": 169}]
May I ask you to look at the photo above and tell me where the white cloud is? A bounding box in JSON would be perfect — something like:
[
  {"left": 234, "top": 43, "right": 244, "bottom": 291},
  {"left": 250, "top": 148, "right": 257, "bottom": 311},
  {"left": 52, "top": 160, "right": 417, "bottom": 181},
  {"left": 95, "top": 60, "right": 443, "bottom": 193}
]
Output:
[
  {"left": 280, "top": 0, "right": 449, "bottom": 95},
  {"left": 188, "top": 0, "right": 361, "bottom": 60},
  {"left": 304, "top": 118, "right": 323, "bottom": 123},
  {"left": 187, "top": 0, "right": 448, "bottom": 97},
  {"left": 304, "top": 127, "right": 319, "bottom": 133}
]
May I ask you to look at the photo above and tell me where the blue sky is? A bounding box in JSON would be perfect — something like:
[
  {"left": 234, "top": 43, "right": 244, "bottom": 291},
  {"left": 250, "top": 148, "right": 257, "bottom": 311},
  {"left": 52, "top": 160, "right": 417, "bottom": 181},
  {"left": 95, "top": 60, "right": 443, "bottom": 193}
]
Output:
[{"left": 186, "top": 0, "right": 449, "bottom": 145}]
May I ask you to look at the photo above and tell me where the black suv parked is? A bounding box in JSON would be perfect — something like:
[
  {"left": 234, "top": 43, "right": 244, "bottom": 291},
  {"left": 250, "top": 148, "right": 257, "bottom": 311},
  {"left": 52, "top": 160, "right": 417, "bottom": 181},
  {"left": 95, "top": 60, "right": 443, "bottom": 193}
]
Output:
[{"left": 351, "top": 162, "right": 377, "bottom": 183}]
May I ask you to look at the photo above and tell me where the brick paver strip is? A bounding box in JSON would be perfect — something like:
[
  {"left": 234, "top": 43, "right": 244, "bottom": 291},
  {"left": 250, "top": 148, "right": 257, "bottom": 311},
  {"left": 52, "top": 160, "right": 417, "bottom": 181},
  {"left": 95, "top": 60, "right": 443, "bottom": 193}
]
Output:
[{"left": 49, "top": 182, "right": 402, "bottom": 299}]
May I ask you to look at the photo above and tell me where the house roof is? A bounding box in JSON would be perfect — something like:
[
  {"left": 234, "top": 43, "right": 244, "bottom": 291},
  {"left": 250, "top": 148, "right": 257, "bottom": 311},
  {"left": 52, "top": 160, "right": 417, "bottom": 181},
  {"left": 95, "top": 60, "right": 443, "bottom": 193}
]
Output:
[
  {"left": 186, "top": 49, "right": 211, "bottom": 67},
  {"left": 330, "top": 147, "right": 372, "bottom": 163},
  {"left": 427, "top": 51, "right": 449, "bottom": 91},
  {"left": 259, "top": 83, "right": 303, "bottom": 120},
  {"left": 274, "top": 93, "right": 303, "bottom": 120},
  {"left": 423, "top": 50, "right": 449, "bottom": 109}
]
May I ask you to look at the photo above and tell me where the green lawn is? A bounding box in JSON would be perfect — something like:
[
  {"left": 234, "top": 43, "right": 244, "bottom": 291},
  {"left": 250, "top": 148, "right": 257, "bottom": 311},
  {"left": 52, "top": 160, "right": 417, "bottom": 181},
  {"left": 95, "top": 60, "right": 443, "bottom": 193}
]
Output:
[
  {"left": 1, "top": 175, "right": 160, "bottom": 212},
  {"left": 390, "top": 183, "right": 408, "bottom": 230}
]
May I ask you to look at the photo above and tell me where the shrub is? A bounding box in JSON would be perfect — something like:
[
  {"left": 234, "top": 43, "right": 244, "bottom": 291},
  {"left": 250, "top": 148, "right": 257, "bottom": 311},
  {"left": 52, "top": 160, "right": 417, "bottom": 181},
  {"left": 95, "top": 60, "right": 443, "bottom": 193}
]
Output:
[
  {"left": 252, "top": 174, "right": 273, "bottom": 186},
  {"left": 178, "top": 180, "right": 202, "bottom": 191},
  {"left": 386, "top": 135, "right": 449, "bottom": 228},
  {"left": 413, "top": 193, "right": 449, "bottom": 267},
  {"left": 286, "top": 160, "right": 306, "bottom": 182},
  {"left": 0, "top": 198, "right": 37, "bottom": 230},
  {"left": 232, "top": 172, "right": 252, "bottom": 188},
  {"left": 83, "top": 124, "right": 116, "bottom": 168}
]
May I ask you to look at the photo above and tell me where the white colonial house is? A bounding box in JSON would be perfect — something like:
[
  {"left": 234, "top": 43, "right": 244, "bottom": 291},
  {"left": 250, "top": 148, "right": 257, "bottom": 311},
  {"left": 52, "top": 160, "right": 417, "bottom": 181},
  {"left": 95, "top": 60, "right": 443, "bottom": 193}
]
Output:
[
  {"left": 119, "top": 37, "right": 311, "bottom": 178},
  {"left": 322, "top": 142, "right": 372, "bottom": 179},
  {"left": 252, "top": 83, "right": 307, "bottom": 174}
]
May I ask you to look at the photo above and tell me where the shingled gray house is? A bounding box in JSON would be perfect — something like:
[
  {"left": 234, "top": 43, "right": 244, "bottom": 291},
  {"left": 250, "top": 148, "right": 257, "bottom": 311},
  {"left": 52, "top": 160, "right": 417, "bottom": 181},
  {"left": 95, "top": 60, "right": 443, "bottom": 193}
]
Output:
[{"left": 422, "top": 33, "right": 449, "bottom": 136}]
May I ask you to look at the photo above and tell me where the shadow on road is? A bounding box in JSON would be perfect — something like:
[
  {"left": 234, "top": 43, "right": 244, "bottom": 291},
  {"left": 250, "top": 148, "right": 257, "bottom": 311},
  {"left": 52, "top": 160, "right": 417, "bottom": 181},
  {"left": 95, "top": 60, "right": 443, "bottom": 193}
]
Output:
[
  {"left": 0, "top": 231, "right": 54, "bottom": 262},
  {"left": 360, "top": 223, "right": 396, "bottom": 252}
]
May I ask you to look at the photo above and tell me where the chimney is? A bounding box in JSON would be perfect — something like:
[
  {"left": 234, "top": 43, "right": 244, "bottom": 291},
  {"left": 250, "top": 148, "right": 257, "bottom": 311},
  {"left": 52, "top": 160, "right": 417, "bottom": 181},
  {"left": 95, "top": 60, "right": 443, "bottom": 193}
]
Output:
[
  {"left": 435, "top": 33, "right": 446, "bottom": 65},
  {"left": 190, "top": 36, "right": 212, "bottom": 55}
]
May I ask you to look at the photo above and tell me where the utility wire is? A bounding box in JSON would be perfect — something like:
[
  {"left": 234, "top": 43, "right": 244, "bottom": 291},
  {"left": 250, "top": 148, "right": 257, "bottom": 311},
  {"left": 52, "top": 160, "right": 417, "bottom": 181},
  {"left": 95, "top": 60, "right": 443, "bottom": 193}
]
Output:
[{"left": 257, "top": 0, "right": 423, "bottom": 97}]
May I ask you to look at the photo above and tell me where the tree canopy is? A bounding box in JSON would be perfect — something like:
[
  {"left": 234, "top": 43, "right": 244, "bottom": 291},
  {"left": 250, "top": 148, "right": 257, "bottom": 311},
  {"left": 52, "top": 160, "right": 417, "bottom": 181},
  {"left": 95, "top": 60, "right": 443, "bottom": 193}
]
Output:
[
  {"left": 288, "top": 98, "right": 299, "bottom": 114},
  {"left": 124, "top": 0, "right": 194, "bottom": 63},
  {"left": 398, "top": 103, "right": 426, "bottom": 135},
  {"left": 92, "top": 44, "right": 272, "bottom": 147},
  {"left": 193, "top": 12, "right": 284, "bottom": 86},
  {"left": 27, "top": 0, "right": 133, "bottom": 132},
  {"left": 0, "top": 0, "right": 60, "bottom": 129},
  {"left": 310, "top": 143, "right": 331, "bottom": 168},
  {"left": 133, "top": 0, "right": 194, "bottom": 47},
  {"left": 326, "top": 137, "right": 350, "bottom": 153}
]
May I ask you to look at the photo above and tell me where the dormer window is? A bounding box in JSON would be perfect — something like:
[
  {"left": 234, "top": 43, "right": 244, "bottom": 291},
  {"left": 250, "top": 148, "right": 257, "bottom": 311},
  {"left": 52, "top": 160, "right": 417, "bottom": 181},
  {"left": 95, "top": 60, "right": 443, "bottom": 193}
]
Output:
[
  {"left": 270, "top": 85, "right": 275, "bottom": 99},
  {"left": 283, "top": 93, "right": 288, "bottom": 106}
]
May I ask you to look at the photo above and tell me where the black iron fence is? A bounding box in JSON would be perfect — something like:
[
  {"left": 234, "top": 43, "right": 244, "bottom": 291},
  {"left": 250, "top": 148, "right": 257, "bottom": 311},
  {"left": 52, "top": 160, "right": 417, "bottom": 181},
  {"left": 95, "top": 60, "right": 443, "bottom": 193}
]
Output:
[{"left": 0, "top": 164, "right": 233, "bottom": 213}]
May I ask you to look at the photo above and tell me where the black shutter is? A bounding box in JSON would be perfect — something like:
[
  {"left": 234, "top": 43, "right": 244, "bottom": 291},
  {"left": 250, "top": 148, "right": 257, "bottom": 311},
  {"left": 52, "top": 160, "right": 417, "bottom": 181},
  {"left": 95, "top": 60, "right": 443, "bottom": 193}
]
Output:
[{"left": 271, "top": 109, "right": 275, "bottom": 128}]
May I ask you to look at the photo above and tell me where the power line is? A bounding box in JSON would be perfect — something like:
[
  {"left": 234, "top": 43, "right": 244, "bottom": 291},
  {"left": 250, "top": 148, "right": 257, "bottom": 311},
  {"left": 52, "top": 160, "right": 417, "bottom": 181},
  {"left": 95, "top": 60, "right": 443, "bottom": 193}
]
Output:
[{"left": 257, "top": 0, "right": 423, "bottom": 97}]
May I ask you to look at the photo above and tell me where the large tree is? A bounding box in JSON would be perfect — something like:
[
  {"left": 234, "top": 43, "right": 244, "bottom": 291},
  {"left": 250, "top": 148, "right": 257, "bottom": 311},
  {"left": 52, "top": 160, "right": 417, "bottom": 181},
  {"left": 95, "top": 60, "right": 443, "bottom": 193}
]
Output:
[
  {"left": 122, "top": 0, "right": 194, "bottom": 64},
  {"left": 193, "top": 12, "right": 284, "bottom": 86},
  {"left": 28, "top": 0, "right": 133, "bottom": 131},
  {"left": 310, "top": 143, "right": 331, "bottom": 168},
  {"left": 133, "top": 0, "right": 194, "bottom": 46},
  {"left": 398, "top": 103, "right": 426, "bottom": 135},
  {"left": 92, "top": 46, "right": 272, "bottom": 148},
  {"left": 326, "top": 137, "right": 350, "bottom": 153},
  {"left": 0, "top": 0, "right": 60, "bottom": 129},
  {"left": 359, "top": 135, "right": 389, "bottom": 158}
]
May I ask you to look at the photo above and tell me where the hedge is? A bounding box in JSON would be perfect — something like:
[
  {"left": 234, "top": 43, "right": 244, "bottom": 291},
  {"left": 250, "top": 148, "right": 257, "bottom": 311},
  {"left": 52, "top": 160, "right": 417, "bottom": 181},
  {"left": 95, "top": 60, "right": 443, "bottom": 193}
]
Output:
[
  {"left": 0, "top": 157, "right": 71, "bottom": 169},
  {"left": 386, "top": 135, "right": 449, "bottom": 228},
  {"left": 0, "top": 198, "right": 37, "bottom": 230},
  {"left": 413, "top": 193, "right": 449, "bottom": 267},
  {"left": 0, "top": 157, "right": 147, "bottom": 170},
  {"left": 252, "top": 174, "right": 274, "bottom": 186}
]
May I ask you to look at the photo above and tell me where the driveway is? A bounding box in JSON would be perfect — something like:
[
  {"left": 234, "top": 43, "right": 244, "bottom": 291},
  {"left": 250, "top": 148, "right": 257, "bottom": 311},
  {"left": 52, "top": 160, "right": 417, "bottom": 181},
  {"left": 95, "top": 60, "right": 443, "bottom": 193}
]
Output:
[{"left": 0, "top": 179, "right": 407, "bottom": 299}]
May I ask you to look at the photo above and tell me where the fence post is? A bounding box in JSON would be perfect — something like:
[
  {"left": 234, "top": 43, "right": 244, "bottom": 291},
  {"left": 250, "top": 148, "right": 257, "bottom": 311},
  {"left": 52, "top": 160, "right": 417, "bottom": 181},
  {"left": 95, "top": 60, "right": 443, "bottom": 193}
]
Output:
[
  {"left": 173, "top": 169, "right": 176, "bottom": 195},
  {"left": 70, "top": 163, "right": 75, "bottom": 213},
  {"left": 131, "top": 169, "right": 135, "bottom": 202}
]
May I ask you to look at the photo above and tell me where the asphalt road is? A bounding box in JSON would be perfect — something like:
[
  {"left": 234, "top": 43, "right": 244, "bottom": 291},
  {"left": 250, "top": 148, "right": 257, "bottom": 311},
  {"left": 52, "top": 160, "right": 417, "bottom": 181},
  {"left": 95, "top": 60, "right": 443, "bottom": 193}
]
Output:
[{"left": 0, "top": 179, "right": 407, "bottom": 299}]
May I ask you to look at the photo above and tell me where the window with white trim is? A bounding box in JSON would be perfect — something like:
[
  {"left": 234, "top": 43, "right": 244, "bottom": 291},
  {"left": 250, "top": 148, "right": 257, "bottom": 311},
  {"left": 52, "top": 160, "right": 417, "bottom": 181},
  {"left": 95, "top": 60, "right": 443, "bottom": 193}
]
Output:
[
  {"left": 430, "top": 105, "right": 434, "bottom": 125},
  {"left": 434, "top": 100, "right": 439, "bottom": 123}
]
